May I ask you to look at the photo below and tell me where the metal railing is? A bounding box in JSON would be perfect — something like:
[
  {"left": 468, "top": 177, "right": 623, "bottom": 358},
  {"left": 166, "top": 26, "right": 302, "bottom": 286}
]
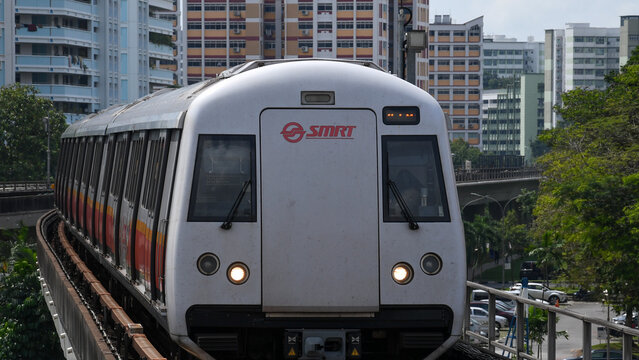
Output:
[
  {"left": 0, "top": 181, "right": 52, "bottom": 193},
  {"left": 466, "top": 282, "right": 639, "bottom": 360},
  {"left": 456, "top": 167, "right": 542, "bottom": 184}
]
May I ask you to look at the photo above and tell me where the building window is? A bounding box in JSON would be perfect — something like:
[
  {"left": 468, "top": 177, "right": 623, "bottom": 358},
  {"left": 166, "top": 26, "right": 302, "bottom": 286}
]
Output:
[
  {"left": 356, "top": 40, "right": 373, "bottom": 48},
  {"left": 356, "top": 3, "right": 373, "bottom": 10},
  {"left": 337, "top": 40, "right": 353, "bottom": 48},
  {"left": 337, "top": 3, "right": 353, "bottom": 10},
  {"left": 337, "top": 21, "right": 353, "bottom": 29},
  {"left": 356, "top": 21, "right": 373, "bottom": 29},
  {"left": 204, "top": 4, "right": 225, "bottom": 11}
]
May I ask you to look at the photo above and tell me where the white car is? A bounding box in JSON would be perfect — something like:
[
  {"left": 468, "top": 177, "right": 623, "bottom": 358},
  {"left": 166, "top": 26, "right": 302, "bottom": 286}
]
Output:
[
  {"left": 470, "top": 307, "right": 509, "bottom": 329},
  {"left": 510, "top": 282, "right": 567, "bottom": 304},
  {"left": 468, "top": 318, "right": 499, "bottom": 341}
]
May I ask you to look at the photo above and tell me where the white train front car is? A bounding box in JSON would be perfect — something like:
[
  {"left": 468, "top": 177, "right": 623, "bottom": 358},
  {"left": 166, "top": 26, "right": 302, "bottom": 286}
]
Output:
[{"left": 167, "top": 60, "right": 465, "bottom": 360}]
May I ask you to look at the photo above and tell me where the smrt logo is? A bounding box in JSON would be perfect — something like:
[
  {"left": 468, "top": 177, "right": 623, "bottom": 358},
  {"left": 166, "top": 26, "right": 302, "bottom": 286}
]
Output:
[{"left": 281, "top": 122, "right": 356, "bottom": 143}]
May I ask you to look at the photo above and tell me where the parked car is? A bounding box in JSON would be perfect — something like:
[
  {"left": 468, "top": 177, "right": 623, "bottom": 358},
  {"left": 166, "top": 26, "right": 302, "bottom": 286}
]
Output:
[
  {"left": 510, "top": 282, "right": 567, "bottom": 303},
  {"left": 471, "top": 301, "right": 515, "bottom": 323},
  {"left": 562, "top": 349, "right": 638, "bottom": 360},
  {"left": 471, "top": 289, "right": 517, "bottom": 309},
  {"left": 469, "top": 307, "right": 509, "bottom": 329},
  {"left": 468, "top": 318, "right": 499, "bottom": 342},
  {"left": 612, "top": 312, "right": 638, "bottom": 327}
]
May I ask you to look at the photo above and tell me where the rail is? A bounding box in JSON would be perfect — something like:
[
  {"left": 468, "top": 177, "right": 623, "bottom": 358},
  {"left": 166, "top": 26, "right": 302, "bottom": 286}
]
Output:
[
  {"left": 465, "top": 281, "right": 639, "bottom": 360},
  {"left": 455, "top": 168, "right": 542, "bottom": 184},
  {"left": 0, "top": 180, "right": 52, "bottom": 192},
  {"left": 37, "top": 211, "right": 165, "bottom": 360}
]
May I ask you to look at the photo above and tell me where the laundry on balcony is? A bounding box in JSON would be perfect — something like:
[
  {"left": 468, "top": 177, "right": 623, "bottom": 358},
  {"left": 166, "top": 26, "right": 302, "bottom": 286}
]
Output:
[{"left": 27, "top": 24, "right": 37, "bottom": 32}]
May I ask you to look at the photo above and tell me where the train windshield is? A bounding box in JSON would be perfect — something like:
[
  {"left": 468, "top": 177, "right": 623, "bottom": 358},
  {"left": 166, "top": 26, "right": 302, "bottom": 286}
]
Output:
[
  {"left": 382, "top": 135, "right": 450, "bottom": 222},
  {"left": 188, "top": 135, "right": 256, "bottom": 222}
]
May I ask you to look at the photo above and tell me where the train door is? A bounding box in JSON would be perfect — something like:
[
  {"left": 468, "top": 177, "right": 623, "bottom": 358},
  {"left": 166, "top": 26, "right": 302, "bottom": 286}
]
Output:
[
  {"left": 260, "top": 109, "right": 380, "bottom": 312},
  {"left": 97, "top": 136, "right": 115, "bottom": 253},
  {"left": 153, "top": 130, "right": 180, "bottom": 302},
  {"left": 78, "top": 137, "right": 95, "bottom": 230},
  {"left": 72, "top": 137, "right": 87, "bottom": 225},
  {"left": 135, "top": 130, "right": 169, "bottom": 296},
  {"left": 64, "top": 139, "right": 78, "bottom": 220},
  {"left": 119, "top": 132, "right": 148, "bottom": 279},
  {"left": 106, "top": 133, "right": 131, "bottom": 264},
  {"left": 87, "top": 137, "right": 105, "bottom": 245}
]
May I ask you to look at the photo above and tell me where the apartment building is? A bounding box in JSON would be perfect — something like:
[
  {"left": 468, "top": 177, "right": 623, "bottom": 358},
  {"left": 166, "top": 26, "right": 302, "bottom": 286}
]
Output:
[
  {"left": 184, "top": 0, "right": 398, "bottom": 85},
  {"left": 1, "top": 0, "right": 178, "bottom": 122},
  {"left": 483, "top": 35, "right": 543, "bottom": 79},
  {"left": 620, "top": 15, "right": 639, "bottom": 67},
  {"left": 544, "top": 23, "right": 619, "bottom": 128},
  {"left": 481, "top": 73, "right": 544, "bottom": 161},
  {"left": 428, "top": 15, "right": 483, "bottom": 147}
]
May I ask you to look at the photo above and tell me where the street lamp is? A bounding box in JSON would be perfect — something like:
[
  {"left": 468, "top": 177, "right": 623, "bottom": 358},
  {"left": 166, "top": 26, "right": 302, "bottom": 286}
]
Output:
[
  {"left": 470, "top": 192, "right": 523, "bottom": 288},
  {"left": 43, "top": 116, "right": 50, "bottom": 187}
]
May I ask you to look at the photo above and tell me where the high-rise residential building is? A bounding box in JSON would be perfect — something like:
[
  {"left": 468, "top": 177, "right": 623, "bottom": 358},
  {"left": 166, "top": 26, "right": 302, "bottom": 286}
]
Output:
[
  {"left": 544, "top": 23, "right": 619, "bottom": 128},
  {"left": 520, "top": 73, "right": 545, "bottom": 163},
  {"left": 183, "top": 0, "right": 407, "bottom": 85},
  {"left": 481, "top": 73, "right": 544, "bottom": 161},
  {"left": 428, "top": 15, "right": 483, "bottom": 148},
  {"left": 482, "top": 88, "right": 520, "bottom": 155},
  {"left": 620, "top": 15, "right": 639, "bottom": 67},
  {"left": 1, "top": 0, "right": 179, "bottom": 122},
  {"left": 483, "top": 35, "right": 543, "bottom": 79}
]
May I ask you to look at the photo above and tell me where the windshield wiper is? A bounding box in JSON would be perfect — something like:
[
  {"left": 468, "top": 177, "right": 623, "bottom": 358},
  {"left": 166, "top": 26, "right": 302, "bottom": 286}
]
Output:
[
  {"left": 387, "top": 180, "right": 419, "bottom": 230},
  {"left": 220, "top": 180, "right": 251, "bottom": 230}
]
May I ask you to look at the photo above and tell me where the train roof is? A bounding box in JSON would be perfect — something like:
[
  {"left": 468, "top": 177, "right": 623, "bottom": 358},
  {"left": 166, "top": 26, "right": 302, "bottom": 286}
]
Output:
[{"left": 61, "top": 59, "right": 411, "bottom": 139}]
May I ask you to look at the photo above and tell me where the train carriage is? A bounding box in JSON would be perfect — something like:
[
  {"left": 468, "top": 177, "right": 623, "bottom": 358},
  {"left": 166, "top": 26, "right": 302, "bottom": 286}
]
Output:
[{"left": 57, "top": 59, "right": 465, "bottom": 360}]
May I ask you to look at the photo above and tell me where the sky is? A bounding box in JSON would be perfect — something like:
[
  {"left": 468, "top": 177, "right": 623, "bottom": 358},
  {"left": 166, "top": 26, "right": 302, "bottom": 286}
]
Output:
[{"left": 428, "top": 0, "right": 639, "bottom": 42}]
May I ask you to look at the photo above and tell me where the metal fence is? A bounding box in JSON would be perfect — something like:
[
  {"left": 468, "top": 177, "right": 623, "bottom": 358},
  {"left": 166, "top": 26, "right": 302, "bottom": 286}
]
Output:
[
  {"left": 465, "top": 281, "right": 639, "bottom": 360},
  {"left": 456, "top": 168, "right": 542, "bottom": 184},
  {"left": 0, "top": 181, "right": 52, "bottom": 193}
]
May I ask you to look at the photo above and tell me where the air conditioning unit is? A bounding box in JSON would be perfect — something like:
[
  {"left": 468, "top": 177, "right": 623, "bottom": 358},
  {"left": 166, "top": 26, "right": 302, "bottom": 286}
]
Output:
[
  {"left": 301, "top": 10, "right": 309, "bottom": 15},
  {"left": 233, "top": 10, "right": 241, "bottom": 16},
  {"left": 233, "top": 28, "right": 241, "bottom": 34},
  {"left": 301, "top": 46, "right": 308, "bottom": 52},
  {"left": 302, "top": 29, "right": 309, "bottom": 35},
  {"left": 233, "top": 47, "right": 241, "bottom": 53}
]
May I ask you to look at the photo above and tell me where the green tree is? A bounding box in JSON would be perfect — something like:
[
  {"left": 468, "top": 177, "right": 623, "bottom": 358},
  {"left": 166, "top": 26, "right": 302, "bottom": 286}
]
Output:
[
  {"left": 450, "top": 138, "right": 481, "bottom": 168},
  {"left": 534, "top": 47, "right": 639, "bottom": 325},
  {"left": 0, "top": 227, "right": 63, "bottom": 359},
  {"left": 464, "top": 209, "right": 500, "bottom": 281},
  {"left": 0, "top": 84, "right": 67, "bottom": 181}
]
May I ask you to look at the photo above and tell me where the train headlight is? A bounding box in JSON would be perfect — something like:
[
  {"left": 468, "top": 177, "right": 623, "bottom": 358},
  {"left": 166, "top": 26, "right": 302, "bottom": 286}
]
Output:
[
  {"left": 420, "top": 253, "right": 442, "bottom": 275},
  {"left": 391, "top": 263, "right": 413, "bottom": 285},
  {"left": 227, "top": 262, "right": 249, "bottom": 285},
  {"left": 197, "top": 253, "right": 220, "bottom": 276}
]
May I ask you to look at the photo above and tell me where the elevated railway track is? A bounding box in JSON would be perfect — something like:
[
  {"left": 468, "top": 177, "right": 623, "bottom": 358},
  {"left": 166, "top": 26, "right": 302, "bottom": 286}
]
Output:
[{"left": 37, "top": 210, "right": 508, "bottom": 360}]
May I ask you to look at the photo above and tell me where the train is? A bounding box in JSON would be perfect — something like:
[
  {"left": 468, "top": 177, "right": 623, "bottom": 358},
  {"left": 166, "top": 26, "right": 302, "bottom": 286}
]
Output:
[{"left": 55, "top": 59, "right": 466, "bottom": 360}]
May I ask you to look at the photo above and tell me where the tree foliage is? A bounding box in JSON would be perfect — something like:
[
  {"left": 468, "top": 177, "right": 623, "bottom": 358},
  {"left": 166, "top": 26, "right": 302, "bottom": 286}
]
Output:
[
  {"left": 534, "top": 48, "right": 639, "bottom": 316},
  {"left": 0, "top": 84, "right": 67, "bottom": 181},
  {"left": 450, "top": 139, "right": 481, "bottom": 168},
  {"left": 0, "top": 227, "right": 63, "bottom": 359}
]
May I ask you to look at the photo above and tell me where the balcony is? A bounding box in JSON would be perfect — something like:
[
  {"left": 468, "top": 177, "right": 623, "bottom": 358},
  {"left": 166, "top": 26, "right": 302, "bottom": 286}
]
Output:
[
  {"left": 150, "top": 68, "right": 174, "bottom": 85},
  {"left": 16, "top": 26, "right": 95, "bottom": 45},
  {"left": 16, "top": 0, "right": 92, "bottom": 15},
  {"left": 33, "top": 84, "right": 98, "bottom": 102},
  {"left": 148, "top": 43, "right": 174, "bottom": 60},
  {"left": 149, "top": 17, "right": 173, "bottom": 35},
  {"left": 16, "top": 55, "right": 96, "bottom": 73}
]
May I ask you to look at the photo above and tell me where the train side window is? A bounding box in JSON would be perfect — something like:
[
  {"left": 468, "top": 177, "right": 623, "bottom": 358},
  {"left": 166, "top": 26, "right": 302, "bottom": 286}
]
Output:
[
  {"left": 188, "top": 135, "right": 256, "bottom": 222},
  {"left": 382, "top": 135, "right": 450, "bottom": 223}
]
